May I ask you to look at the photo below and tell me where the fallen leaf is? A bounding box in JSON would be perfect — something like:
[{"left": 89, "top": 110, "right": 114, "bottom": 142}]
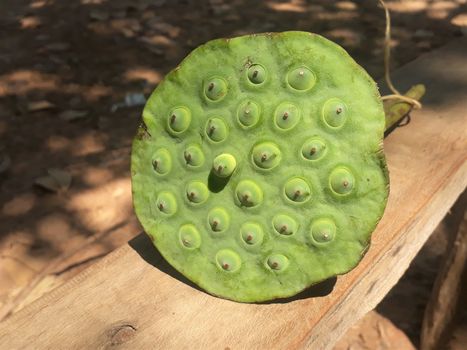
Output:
[
  {"left": 34, "top": 168, "right": 72, "bottom": 192},
  {"left": 58, "top": 110, "right": 88, "bottom": 122},
  {"left": 27, "top": 100, "right": 56, "bottom": 112}
]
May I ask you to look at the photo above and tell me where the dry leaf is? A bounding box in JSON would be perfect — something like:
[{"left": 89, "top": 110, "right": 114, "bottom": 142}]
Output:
[
  {"left": 34, "top": 168, "right": 72, "bottom": 192},
  {"left": 27, "top": 100, "right": 55, "bottom": 112},
  {"left": 58, "top": 110, "right": 88, "bottom": 122}
]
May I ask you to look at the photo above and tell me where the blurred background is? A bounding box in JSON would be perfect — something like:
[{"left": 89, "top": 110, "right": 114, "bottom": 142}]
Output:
[{"left": 0, "top": 0, "right": 466, "bottom": 348}]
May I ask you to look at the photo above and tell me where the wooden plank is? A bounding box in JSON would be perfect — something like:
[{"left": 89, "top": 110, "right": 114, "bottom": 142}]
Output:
[{"left": 0, "top": 38, "right": 466, "bottom": 350}]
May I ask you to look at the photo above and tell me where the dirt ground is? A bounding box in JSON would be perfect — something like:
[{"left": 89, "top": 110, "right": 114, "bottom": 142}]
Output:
[{"left": 0, "top": 0, "right": 466, "bottom": 347}]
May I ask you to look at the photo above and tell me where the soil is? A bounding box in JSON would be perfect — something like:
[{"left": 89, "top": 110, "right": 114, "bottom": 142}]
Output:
[{"left": 0, "top": 0, "right": 466, "bottom": 347}]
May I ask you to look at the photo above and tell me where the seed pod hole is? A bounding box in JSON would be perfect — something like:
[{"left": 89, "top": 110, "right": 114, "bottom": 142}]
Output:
[
  {"left": 155, "top": 191, "right": 177, "bottom": 216},
  {"left": 208, "top": 207, "right": 230, "bottom": 232},
  {"left": 183, "top": 145, "right": 205, "bottom": 168},
  {"left": 329, "top": 167, "right": 355, "bottom": 196},
  {"left": 252, "top": 142, "right": 282, "bottom": 170},
  {"left": 185, "top": 181, "right": 209, "bottom": 204},
  {"left": 287, "top": 66, "right": 316, "bottom": 91},
  {"left": 274, "top": 102, "right": 300, "bottom": 131},
  {"left": 240, "top": 222, "right": 264, "bottom": 246},
  {"left": 212, "top": 153, "right": 237, "bottom": 178},
  {"left": 301, "top": 137, "right": 327, "bottom": 161},
  {"left": 266, "top": 254, "right": 289, "bottom": 271},
  {"left": 247, "top": 64, "right": 266, "bottom": 85},
  {"left": 151, "top": 148, "right": 172, "bottom": 176},
  {"left": 310, "top": 218, "right": 336, "bottom": 244},
  {"left": 273, "top": 214, "right": 298, "bottom": 236},
  {"left": 216, "top": 249, "right": 241, "bottom": 272},
  {"left": 167, "top": 107, "right": 191, "bottom": 134},
  {"left": 204, "top": 77, "right": 228, "bottom": 101},
  {"left": 179, "top": 224, "right": 201, "bottom": 249},
  {"left": 205, "top": 118, "right": 228, "bottom": 143},
  {"left": 323, "top": 98, "right": 348, "bottom": 128},
  {"left": 284, "top": 177, "right": 311, "bottom": 203},
  {"left": 235, "top": 180, "right": 263, "bottom": 208},
  {"left": 237, "top": 100, "right": 260, "bottom": 128}
]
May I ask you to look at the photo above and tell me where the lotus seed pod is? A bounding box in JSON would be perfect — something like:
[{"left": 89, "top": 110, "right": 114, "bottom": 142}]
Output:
[
  {"left": 131, "top": 31, "right": 389, "bottom": 302},
  {"left": 212, "top": 153, "right": 237, "bottom": 178}
]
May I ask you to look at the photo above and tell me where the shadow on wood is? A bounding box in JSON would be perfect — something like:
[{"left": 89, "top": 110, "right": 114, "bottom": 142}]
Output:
[{"left": 128, "top": 233, "right": 337, "bottom": 303}]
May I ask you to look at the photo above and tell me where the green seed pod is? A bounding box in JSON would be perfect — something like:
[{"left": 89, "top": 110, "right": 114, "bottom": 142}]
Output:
[
  {"left": 240, "top": 222, "right": 264, "bottom": 246},
  {"left": 167, "top": 107, "right": 191, "bottom": 134},
  {"left": 212, "top": 153, "right": 237, "bottom": 178},
  {"left": 131, "top": 32, "right": 389, "bottom": 302},
  {"left": 207, "top": 207, "right": 230, "bottom": 233},
  {"left": 287, "top": 66, "right": 316, "bottom": 91},
  {"left": 151, "top": 148, "right": 172, "bottom": 176},
  {"left": 205, "top": 118, "right": 228, "bottom": 143},
  {"left": 251, "top": 142, "right": 282, "bottom": 170},
  {"left": 237, "top": 100, "right": 260, "bottom": 128},
  {"left": 179, "top": 224, "right": 201, "bottom": 249},
  {"left": 247, "top": 64, "right": 267, "bottom": 85},
  {"left": 185, "top": 181, "right": 209, "bottom": 204},
  {"left": 235, "top": 180, "right": 263, "bottom": 208},
  {"left": 183, "top": 144, "right": 205, "bottom": 168}
]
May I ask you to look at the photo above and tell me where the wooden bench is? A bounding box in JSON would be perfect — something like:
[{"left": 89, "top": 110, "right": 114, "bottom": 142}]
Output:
[{"left": 0, "top": 38, "right": 466, "bottom": 349}]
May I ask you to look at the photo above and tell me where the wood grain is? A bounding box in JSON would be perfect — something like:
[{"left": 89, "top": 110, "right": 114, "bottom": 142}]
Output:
[{"left": 0, "top": 39, "right": 466, "bottom": 350}]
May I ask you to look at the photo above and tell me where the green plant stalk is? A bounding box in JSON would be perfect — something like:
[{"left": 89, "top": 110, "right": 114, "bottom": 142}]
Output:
[{"left": 384, "top": 84, "right": 426, "bottom": 132}]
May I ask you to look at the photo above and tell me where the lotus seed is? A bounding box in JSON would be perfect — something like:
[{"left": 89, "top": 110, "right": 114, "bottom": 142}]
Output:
[
  {"left": 183, "top": 145, "right": 205, "bottom": 168},
  {"left": 274, "top": 102, "right": 300, "bottom": 130},
  {"left": 247, "top": 64, "right": 266, "bottom": 85},
  {"left": 237, "top": 100, "right": 260, "bottom": 128},
  {"left": 323, "top": 98, "right": 348, "bottom": 128},
  {"left": 185, "top": 181, "right": 209, "bottom": 204},
  {"left": 205, "top": 118, "right": 228, "bottom": 142},
  {"left": 155, "top": 192, "right": 177, "bottom": 216},
  {"left": 204, "top": 77, "right": 228, "bottom": 101},
  {"left": 284, "top": 177, "right": 311, "bottom": 203},
  {"left": 301, "top": 138, "right": 327, "bottom": 161},
  {"left": 179, "top": 224, "right": 201, "bottom": 249},
  {"left": 212, "top": 153, "right": 237, "bottom": 178},
  {"left": 330, "top": 167, "right": 355, "bottom": 195},
  {"left": 266, "top": 254, "right": 289, "bottom": 271},
  {"left": 240, "top": 222, "right": 264, "bottom": 246},
  {"left": 167, "top": 107, "right": 191, "bottom": 134},
  {"left": 287, "top": 66, "right": 316, "bottom": 91},
  {"left": 310, "top": 218, "right": 336, "bottom": 243},
  {"left": 273, "top": 214, "right": 298, "bottom": 236},
  {"left": 151, "top": 149, "right": 172, "bottom": 176},
  {"left": 216, "top": 249, "right": 241, "bottom": 272},
  {"left": 252, "top": 142, "right": 282, "bottom": 170},
  {"left": 235, "top": 180, "right": 263, "bottom": 208},
  {"left": 208, "top": 207, "right": 230, "bottom": 232}
]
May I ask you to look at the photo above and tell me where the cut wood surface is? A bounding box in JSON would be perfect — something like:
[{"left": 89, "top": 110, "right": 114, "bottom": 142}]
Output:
[{"left": 0, "top": 39, "right": 466, "bottom": 350}]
